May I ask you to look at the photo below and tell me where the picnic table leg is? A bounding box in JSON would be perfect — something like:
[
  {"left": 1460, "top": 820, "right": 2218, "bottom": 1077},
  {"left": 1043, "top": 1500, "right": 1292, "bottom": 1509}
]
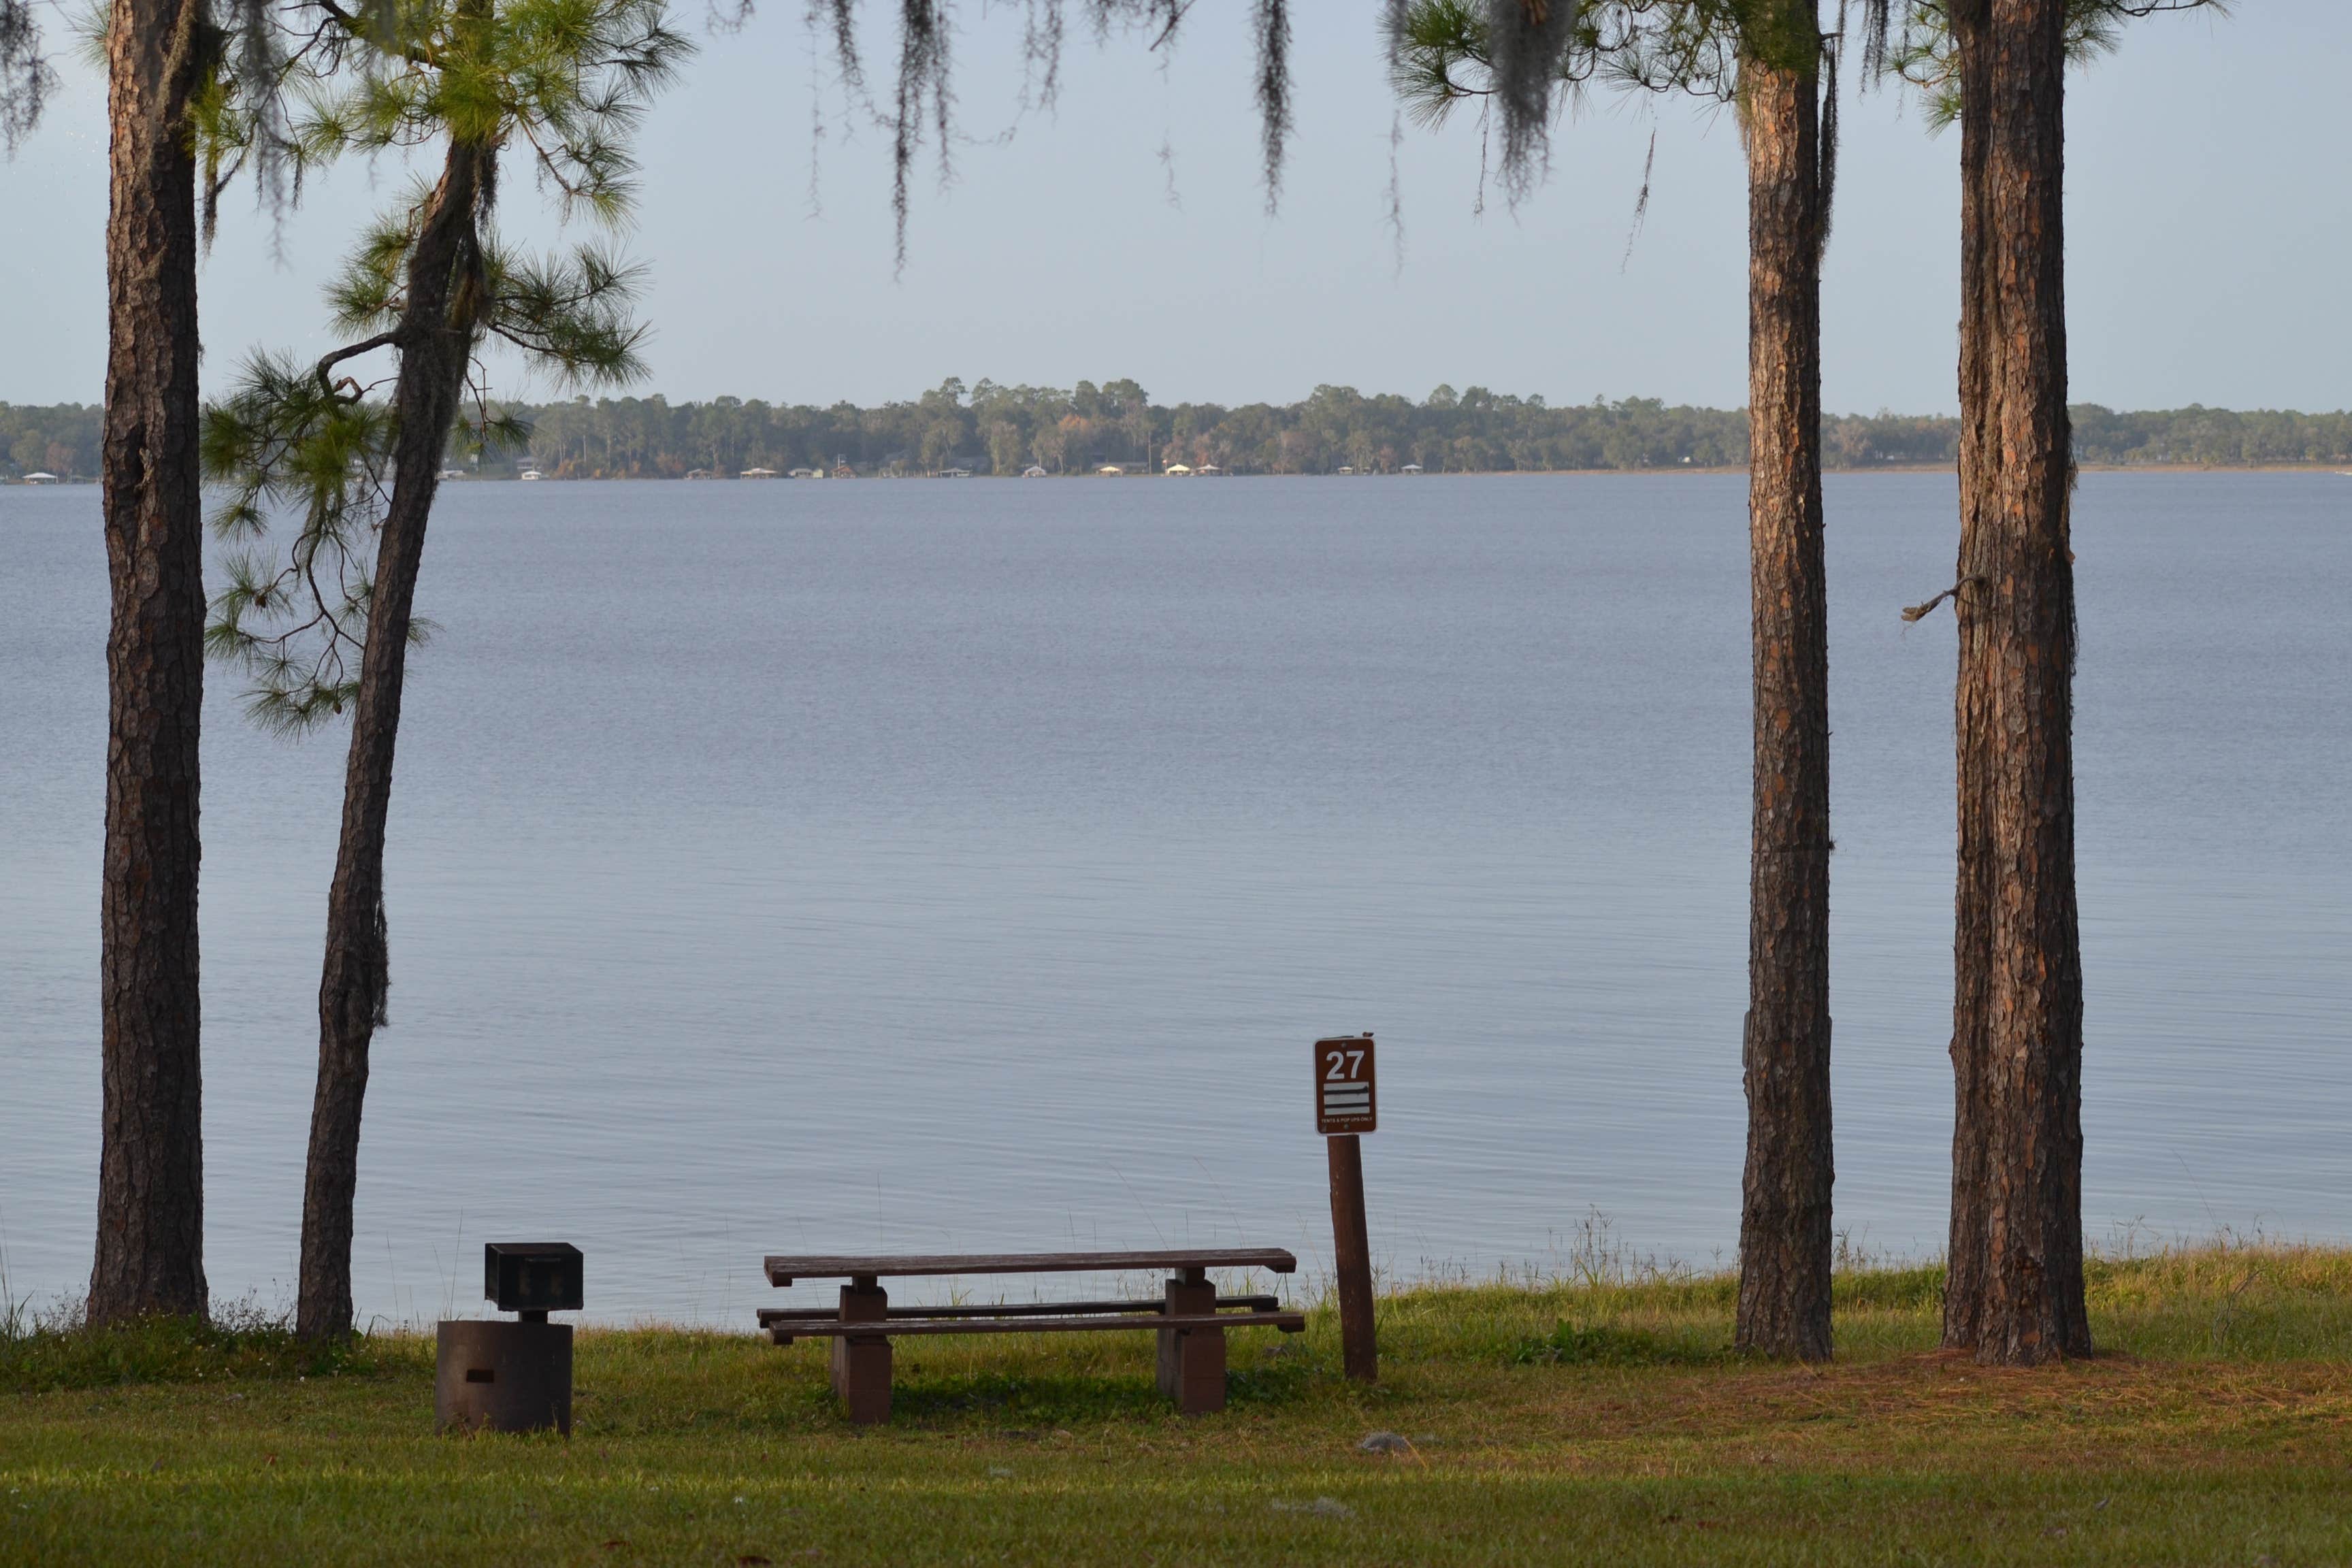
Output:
[
  {"left": 1159, "top": 1269, "right": 1225, "bottom": 1416},
  {"left": 831, "top": 1277, "right": 892, "bottom": 1425}
]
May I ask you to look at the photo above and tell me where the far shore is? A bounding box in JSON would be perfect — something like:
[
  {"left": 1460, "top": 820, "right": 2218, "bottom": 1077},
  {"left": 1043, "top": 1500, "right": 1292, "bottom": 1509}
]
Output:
[
  {"left": 309, "top": 461, "right": 2352, "bottom": 481},
  {"left": 10, "top": 463, "right": 2350, "bottom": 487},
  {"left": 478, "top": 463, "right": 2346, "bottom": 480}
]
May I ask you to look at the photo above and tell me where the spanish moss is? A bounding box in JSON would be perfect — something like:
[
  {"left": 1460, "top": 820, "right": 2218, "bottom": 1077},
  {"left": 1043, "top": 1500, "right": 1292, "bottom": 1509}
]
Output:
[
  {"left": 1619, "top": 125, "right": 1652, "bottom": 270},
  {"left": 0, "top": 0, "right": 54, "bottom": 154},
  {"left": 1088, "top": 0, "right": 1185, "bottom": 48},
  {"left": 889, "top": 0, "right": 953, "bottom": 272},
  {"left": 798, "top": 0, "right": 1293, "bottom": 252},
  {"left": 821, "top": 0, "right": 868, "bottom": 97},
  {"left": 1385, "top": 108, "right": 1405, "bottom": 273},
  {"left": 1251, "top": 0, "right": 1289, "bottom": 210},
  {"left": 1814, "top": 17, "right": 1838, "bottom": 263},
  {"left": 1019, "top": 0, "right": 1064, "bottom": 109},
  {"left": 1857, "top": 0, "right": 1891, "bottom": 80},
  {"left": 1483, "top": 0, "right": 1580, "bottom": 198}
]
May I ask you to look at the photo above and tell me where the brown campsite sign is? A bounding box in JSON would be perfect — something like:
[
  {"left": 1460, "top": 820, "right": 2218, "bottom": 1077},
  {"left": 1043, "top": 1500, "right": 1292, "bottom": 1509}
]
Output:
[{"left": 1314, "top": 1034, "right": 1376, "bottom": 1134}]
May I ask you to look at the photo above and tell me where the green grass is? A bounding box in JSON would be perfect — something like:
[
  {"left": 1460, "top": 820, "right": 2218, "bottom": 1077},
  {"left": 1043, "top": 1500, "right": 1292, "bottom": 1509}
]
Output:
[{"left": 10, "top": 1243, "right": 2352, "bottom": 1565}]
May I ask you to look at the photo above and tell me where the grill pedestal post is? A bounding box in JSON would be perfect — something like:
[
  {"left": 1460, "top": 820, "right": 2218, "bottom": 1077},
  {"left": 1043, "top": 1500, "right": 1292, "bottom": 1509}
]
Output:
[{"left": 436, "top": 1319, "right": 574, "bottom": 1435}]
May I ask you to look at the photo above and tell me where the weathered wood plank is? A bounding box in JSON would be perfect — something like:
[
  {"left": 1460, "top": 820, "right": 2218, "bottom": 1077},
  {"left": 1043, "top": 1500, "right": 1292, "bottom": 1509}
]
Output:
[
  {"left": 766, "top": 1310, "right": 1305, "bottom": 1341},
  {"left": 764, "top": 1248, "right": 1297, "bottom": 1286}
]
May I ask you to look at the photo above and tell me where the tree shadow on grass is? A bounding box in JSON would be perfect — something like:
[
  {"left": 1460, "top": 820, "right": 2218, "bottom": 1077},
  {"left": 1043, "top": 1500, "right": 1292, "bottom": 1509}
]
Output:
[
  {"left": 885, "top": 1372, "right": 1173, "bottom": 1426},
  {"left": 1512, "top": 1322, "right": 1731, "bottom": 1368},
  {"left": 829, "top": 1356, "right": 1318, "bottom": 1428}
]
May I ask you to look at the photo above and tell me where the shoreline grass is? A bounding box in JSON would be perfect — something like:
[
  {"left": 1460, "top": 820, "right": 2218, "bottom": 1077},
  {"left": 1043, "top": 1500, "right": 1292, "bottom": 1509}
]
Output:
[{"left": 9, "top": 1243, "right": 2352, "bottom": 1564}]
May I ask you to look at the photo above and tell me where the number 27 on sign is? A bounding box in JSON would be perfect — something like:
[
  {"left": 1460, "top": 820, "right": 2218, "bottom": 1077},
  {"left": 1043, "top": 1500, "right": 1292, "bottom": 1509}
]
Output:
[{"left": 1315, "top": 1034, "right": 1375, "bottom": 1134}]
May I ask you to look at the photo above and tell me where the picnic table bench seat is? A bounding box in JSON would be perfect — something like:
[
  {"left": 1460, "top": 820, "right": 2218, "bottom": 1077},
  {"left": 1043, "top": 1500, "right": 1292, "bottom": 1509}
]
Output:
[
  {"left": 756, "top": 1293, "right": 1285, "bottom": 1333},
  {"left": 760, "top": 1248, "right": 1303, "bottom": 1423}
]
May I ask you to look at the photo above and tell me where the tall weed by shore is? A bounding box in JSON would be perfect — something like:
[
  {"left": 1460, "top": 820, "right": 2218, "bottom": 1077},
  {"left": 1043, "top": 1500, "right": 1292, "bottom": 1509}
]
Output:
[
  {"left": 0, "top": 1295, "right": 406, "bottom": 1394},
  {"left": 2089, "top": 1235, "right": 2352, "bottom": 1360},
  {"left": 1371, "top": 1232, "right": 2352, "bottom": 1371}
]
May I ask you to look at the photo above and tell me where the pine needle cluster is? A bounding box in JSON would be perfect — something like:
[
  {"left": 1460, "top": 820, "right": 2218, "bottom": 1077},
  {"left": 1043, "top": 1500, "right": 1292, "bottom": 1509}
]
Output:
[{"left": 199, "top": 0, "right": 685, "bottom": 732}]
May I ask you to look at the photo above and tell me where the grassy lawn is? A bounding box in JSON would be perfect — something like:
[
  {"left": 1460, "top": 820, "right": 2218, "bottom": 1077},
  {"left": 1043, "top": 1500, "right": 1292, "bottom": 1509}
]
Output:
[{"left": 8, "top": 1245, "right": 2352, "bottom": 1565}]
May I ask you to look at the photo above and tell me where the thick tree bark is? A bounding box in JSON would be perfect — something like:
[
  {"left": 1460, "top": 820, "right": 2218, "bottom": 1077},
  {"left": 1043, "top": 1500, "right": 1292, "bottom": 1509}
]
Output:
[
  {"left": 296, "top": 137, "right": 493, "bottom": 1339},
  {"left": 89, "top": 0, "right": 208, "bottom": 1326},
  {"left": 1941, "top": 0, "right": 2091, "bottom": 1365},
  {"left": 1735, "top": 37, "right": 1833, "bottom": 1363}
]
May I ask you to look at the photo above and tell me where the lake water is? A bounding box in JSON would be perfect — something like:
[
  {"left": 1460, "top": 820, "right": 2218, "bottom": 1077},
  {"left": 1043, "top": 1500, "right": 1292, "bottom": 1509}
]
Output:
[{"left": 3, "top": 473, "right": 2347, "bottom": 1327}]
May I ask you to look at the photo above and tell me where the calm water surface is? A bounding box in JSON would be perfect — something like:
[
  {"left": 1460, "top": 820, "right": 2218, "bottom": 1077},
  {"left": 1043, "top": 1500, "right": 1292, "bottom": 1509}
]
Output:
[{"left": 3, "top": 474, "right": 2347, "bottom": 1324}]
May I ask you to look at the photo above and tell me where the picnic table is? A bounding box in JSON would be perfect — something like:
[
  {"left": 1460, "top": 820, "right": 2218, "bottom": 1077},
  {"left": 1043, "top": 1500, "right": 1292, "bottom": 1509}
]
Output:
[{"left": 759, "top": 1248, "right": 1304, "bottom": 1423}]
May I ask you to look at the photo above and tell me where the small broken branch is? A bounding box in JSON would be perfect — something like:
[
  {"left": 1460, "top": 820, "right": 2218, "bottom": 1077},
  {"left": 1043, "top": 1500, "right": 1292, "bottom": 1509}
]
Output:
[{"left": 1901, "top": 575, "right": 1984, "bottom": 623}]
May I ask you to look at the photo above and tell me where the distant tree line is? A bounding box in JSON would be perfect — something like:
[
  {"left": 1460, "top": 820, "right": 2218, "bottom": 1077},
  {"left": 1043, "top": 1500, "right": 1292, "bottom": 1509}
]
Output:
[
  {"left": 1, "top": 403, "right": 103, "bottom": 480},
  {"left": 8, "top": 391, "right": 2351, "bottom": 481}
]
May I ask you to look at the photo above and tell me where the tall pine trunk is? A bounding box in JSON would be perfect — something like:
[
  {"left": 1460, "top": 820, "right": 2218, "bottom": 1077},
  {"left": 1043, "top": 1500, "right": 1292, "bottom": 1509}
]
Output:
[
  {"left": 1735, "top": 29, "right": 1833, "bottom": 1362},
  {"left": 1941, "top": 0, "right": 2091, "bottom": 1365},
  {"left": 90, "top": 0, "right": 208, "bottom": 1326},
  {"left": 295, "top": 137, "right": 493, "bottom": 1339}
]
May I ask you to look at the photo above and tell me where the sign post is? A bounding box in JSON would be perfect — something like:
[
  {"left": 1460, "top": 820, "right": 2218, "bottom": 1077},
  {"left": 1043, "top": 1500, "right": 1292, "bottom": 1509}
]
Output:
[{"left": 1316, "top": 1034, "right": 1378, "bottom": 1384}]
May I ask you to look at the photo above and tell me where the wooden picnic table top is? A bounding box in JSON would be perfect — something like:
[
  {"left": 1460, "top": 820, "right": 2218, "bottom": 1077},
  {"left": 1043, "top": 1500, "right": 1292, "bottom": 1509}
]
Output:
[{"left": 764, "top": 1247, "right": 1298, "bottom": 1286}]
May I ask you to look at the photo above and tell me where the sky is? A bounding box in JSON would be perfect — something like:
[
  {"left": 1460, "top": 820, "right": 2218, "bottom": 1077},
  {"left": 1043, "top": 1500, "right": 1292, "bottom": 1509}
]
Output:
[{"left": 1, "top": 0, "right": 2344, "bottom": 414}]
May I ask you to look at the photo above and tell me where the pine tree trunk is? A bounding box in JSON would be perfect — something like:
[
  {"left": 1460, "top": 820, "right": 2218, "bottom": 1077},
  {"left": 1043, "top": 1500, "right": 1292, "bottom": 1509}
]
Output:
[
  {"left": 296, "top": 138, "right": 492, "bottom": 1339},
  {"left": 89, "top": 0, "right": 208, "bottom": 1326},
  {"left": 1941, "top": 0, "right": 2091, "bottom": 1365},
  {"left": 1735, "top": 35, "right": 1833, "bottom": 1363}
]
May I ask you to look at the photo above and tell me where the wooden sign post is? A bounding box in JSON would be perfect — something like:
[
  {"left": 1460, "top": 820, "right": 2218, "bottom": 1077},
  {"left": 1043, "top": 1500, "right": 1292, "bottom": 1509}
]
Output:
[{"left": 1316, "top": 1034, "right": 1378, "bottom": 1384}]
